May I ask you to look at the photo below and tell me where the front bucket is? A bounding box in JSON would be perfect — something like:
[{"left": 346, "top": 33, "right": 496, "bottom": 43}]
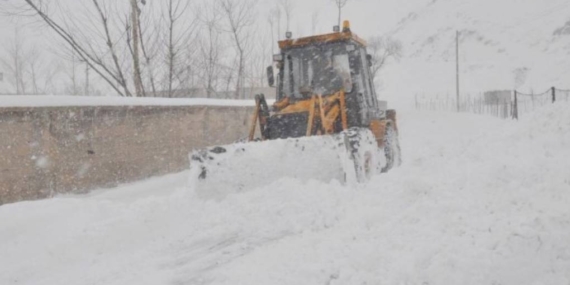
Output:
[{"left": 188, "top": 129, "right": 384, "bottom": 199}]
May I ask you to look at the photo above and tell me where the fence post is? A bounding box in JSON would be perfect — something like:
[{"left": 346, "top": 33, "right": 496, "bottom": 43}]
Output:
[
  {"left": 415, "top": 94, "right": 418, "bottom": 110},
  {"left": 552, "top": 86, "right": 556, "bottom": 103},
  {"left": 513, "top": 90, "right": 518, "bottom": 120}
]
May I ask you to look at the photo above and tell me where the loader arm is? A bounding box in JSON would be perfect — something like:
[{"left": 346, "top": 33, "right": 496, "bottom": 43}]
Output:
[{"left": 251, "top": 90, "right": 349, "bottom": 141}]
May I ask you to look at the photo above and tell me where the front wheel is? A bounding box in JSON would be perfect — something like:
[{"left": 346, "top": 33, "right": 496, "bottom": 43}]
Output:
[
  {"left": 342, "top": 128, "right": 380, "bottom": 183},
  {"left": 381, "top": 124, "right": 401, "bottom": 173}
]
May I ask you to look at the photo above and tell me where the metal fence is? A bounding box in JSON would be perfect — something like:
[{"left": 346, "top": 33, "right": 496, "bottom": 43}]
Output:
[
  {"left": 415, "top": 94, "right": 513, "bottom": 119},
  {"left": 415, "top": 87, "right": 568, "bottom": 120},
  {"left": 513, "top": 87, "right": 570, "bottom": 119}
]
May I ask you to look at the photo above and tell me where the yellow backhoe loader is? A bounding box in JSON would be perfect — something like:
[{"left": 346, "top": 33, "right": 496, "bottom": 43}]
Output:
[{"left": 190, "top": 21, "right": 401, "bottom": 195}]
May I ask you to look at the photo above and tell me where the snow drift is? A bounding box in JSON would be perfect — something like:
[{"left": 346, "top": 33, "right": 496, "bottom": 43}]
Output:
[{"left": 1, "top": 103, "right": 569, "bottom": 285}]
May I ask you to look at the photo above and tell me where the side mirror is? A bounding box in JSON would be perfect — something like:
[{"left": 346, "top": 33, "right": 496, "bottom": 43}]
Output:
[
  {"left": 366, "top": 54, "right": 373, "bottom": 67},
  {"left": 266, "top": 66, "right": 275, "bottom": 87}
]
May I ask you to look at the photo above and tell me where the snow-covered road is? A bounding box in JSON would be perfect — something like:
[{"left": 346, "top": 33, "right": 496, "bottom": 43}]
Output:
[{"left": 2, "top": 104, "right": 570, "bottom": 285}]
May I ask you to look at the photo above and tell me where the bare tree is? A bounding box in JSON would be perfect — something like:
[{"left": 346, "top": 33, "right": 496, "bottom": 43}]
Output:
[
  {"left": 367, "top": 36, "right": 403, "bottom": 84},
  {"left": 8, "top": 0, "right": 136, "bottom": 96},
  {"left": 311, "top": 11, "right": 319, "bottom": 35},
  {"left": 137, "top": 0, "right": 161, "bottom": 97},
  {"left": 513, "top": 67, "right": 529, "bottom": 89},
  {"left": 0, "top": 27, "right": 56, "bottom": 95},
  {"left": 161, "top": 0, "right": 194, "bottom": 97},
  {"left": 2, "top": 0, "right": 142, "bottom": 96},
  {"left": 274, "top": 6, "right": 282, "bottom": 40},
  {"left": 27, "top": 48, "right": 43, "bottom": 95},
  {"left": 247, "top": 31, "right": 270, "bottom": 90},
  {"left": 278, "top": 0, "right": 293, "bottom": 33},
  {"left": 1, "top": 0, "right": 274, "bottom": 99},
  {"left": 331, "top": 0, "right": 349, "bottom": 27},
  {"left": 197, "top": 2, "right": 223, "bottom": 98},
  {"left": 219, "top": 0, "right": 256, "bottom": 99},
  {"left": 0, "top": 28, "right": 26, "bottom": 94},
  {"left": 267, "top": 10, "right": 277, "bottom": 53},
  {"left": 65, "top": 54, "right": 81, "bottom": 95},
  {"left": 130, "top": 0, "right": 144, "bottom": 97},
  {"left": 91, "top": 0, "right": 132, "bottom": 97}
]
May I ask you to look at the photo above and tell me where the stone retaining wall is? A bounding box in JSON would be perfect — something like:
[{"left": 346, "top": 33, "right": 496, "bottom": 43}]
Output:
[{"left": 0, "top": 105, "right": 254, "bottom": 205}]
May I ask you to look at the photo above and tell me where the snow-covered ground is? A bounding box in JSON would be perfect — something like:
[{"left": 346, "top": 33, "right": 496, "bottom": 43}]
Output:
[{"left": 1, "top": 104, "right": 570, "bottom": 284}]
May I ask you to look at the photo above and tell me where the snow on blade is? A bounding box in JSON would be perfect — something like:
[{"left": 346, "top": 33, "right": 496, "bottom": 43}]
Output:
[{"left": 188, "top": 129, "right": 383, "bottom": 199}]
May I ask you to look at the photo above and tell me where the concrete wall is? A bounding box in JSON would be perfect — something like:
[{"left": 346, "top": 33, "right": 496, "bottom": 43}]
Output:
[{"left": 0, "top": 105, "right": 254, "bottom": 205}]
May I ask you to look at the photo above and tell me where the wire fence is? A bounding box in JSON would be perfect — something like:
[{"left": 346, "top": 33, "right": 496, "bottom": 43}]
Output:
[
  {"left": 513, "top": 87, "right": 569, "bottom": 119},
  {"left": 415, "top": 93, "right": 513, "bottom": 119},
  {"left": 415, "top": 87, "right": 569, "bottom": 120}
]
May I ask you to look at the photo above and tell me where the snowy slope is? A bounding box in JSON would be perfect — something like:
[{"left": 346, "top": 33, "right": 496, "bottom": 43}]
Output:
[
  {"left": 1, "top": 104, "right": 569, "bottom": 284},
  {"left": 380, "top": 0, "right": 570, "bottom": 108}
]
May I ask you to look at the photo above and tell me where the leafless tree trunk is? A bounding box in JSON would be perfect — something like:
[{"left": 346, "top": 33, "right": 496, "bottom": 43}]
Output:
[
  {"left": 274, "top": 6, "right": 282, "bottom": 40},
  {"left": 278, "top": 0, "right": 293, "bottom": 33},
  {"left": 163, "top": 0, "right": 193, "bottom": 98},
  {"left": 267, "top": 10, "right": 276, "bottom": 53},
  {"left": 331, "top": 0, "right": 349, "bottom": 27},
  {"left": 137, "top": 1, "right": 160, "bottom": 97},
  {"left": 0, "top": 28, "right": 26, "bottom": 94},
  {"left": 84, "top": 62, "right": 90, "bottom": 96},
  {"left": 91, "top": 0, "right": 131, "bottom": 97},
  {"left": 311, "top": 11, "right": 319, "bottom": 35},
  {"left": 27, "top": 48, "right": 42, "bottom": 95},
  {"left": 245, "top": 31, "right": 269, "bottom": 92},
  {"left": 219, "top": 0, "right": 256, "bottom": 99},
  {"left": 67, "top": 48, "right": 80, "bottom": 95},
  {"left": 131, "top": 0, "right": 144, "bottom": 97},
  {"left": 198, "top": 2, "right": 223, "bottom": 98},
  {"left": 367, "top": 36, "right": 403, "bottom": 84}
]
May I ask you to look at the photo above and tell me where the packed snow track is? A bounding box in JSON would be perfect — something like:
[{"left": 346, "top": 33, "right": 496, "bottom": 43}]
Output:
[{"left": 1, "top": 104, "right": 570, "bottom": 285}]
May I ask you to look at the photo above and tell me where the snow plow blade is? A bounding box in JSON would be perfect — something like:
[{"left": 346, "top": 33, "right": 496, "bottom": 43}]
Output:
[{"left": 189, "top": 128, "right": 385, "bottom": 198}]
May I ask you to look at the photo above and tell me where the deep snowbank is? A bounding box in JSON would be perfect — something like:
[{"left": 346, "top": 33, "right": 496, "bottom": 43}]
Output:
[{"left": 1, "top": 103, "right": 569, "bottom": 285}]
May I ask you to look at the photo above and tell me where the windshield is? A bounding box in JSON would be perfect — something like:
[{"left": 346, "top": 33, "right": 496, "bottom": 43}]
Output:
[{"left": 281, "top": 44, "right": 352, "bottom": 99}]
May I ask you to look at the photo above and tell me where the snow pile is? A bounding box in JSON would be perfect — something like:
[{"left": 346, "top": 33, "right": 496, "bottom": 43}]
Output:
[
  {"left": 189, "top": 128, "right": 383, "bottom": 199},
  {"left": 189, "top": 135, "right": 349, "bottom": 199},
  {"left": 204, "top": 104, "right": 570, "bottom": 284},
  {"left": 1, "top": 104, "right": 570, "bottom": 284}
]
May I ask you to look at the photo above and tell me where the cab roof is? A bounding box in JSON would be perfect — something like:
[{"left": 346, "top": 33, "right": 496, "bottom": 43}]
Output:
[{"left": 278, "top": 30, "right": 368, "bottom": 50}]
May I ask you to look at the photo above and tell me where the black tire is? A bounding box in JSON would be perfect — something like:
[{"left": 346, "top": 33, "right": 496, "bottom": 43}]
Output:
[
  {"left": 344, "top": 128, "right": 378, "bottom": 183},
  {"left": 381, "top": 124, "right": 401, "bottom": 173}
]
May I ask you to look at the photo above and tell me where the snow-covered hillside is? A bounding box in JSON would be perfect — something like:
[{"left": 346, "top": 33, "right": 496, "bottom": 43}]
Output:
[
  {"left": 380, "top": 0, "right": 570, "bottom": 108},
  {"left": 1, "top": 102, "right": 569, "bottom": 285}
]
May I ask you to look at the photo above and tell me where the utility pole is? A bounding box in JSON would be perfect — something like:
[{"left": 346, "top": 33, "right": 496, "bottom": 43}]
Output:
[
  {"left": 456, "top": 30, "right": 460, "bottom": 112},
  {"left": 131, "top": 0, "right": 143, "bottom": 97}
]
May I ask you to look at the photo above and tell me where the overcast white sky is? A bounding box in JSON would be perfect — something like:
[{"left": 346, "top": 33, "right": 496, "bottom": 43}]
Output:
[
  {"left": 0, "top": 0, "right": 426, "bottom": 47},
  {"left": 0, "top": 0, "right": 428, "bottom": 94}
]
